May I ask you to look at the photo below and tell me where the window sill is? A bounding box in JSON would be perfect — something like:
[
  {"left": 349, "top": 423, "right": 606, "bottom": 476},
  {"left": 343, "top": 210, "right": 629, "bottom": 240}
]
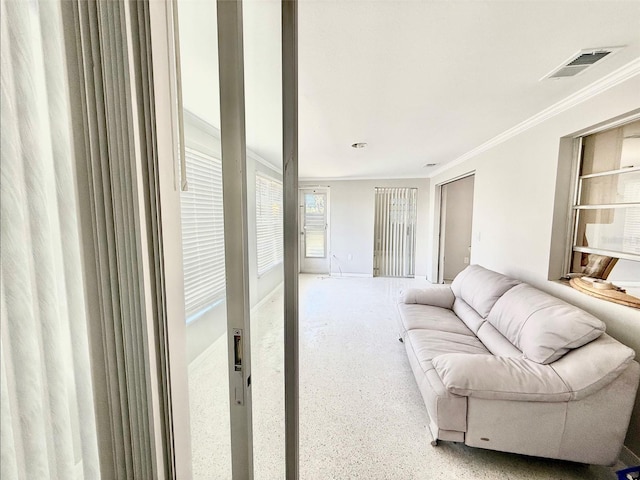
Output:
[
  {"left": 557, "top": 277, "right": 640, "bottom": 310},
  {"left": 257, "top": 260, "right": 284, "bottom": 279}
]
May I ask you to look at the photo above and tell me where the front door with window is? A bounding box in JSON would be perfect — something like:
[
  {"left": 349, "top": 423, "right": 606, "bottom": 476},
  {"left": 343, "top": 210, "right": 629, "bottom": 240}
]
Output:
[{"left": 300, "top": 188, "right": 330, "bottom": 273}]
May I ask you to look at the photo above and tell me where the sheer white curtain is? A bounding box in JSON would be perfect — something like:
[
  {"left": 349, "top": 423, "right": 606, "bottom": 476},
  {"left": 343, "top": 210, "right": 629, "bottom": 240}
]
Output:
[{"left": 1, "top": 1, "right": 100, "bottom": 479}]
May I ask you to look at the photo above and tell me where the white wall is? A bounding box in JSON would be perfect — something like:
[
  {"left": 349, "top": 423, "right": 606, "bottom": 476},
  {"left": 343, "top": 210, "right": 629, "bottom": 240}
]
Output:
[
  {"left": 427, "top": 75, "right": 640, "bottom": 456},
  {"left": 300, "top": 178, "right": 430, "bottom": 277}
]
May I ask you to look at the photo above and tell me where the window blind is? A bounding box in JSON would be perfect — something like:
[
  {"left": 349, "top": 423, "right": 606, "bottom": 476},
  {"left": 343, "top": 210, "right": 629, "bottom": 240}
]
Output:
[
  {"left": 180, "top": 147, "right": 226, "bottom": 317},
  {"left": 256, "top": 173, "right": 283, "bottom": 275},
  {"left": 373, "top": 187, "right": 418, "bottom": 278}
]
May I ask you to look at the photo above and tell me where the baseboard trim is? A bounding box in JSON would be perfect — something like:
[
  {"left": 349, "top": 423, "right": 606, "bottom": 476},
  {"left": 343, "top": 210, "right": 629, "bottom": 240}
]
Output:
[
  {"left": 620, "top": 445, "right": 640, "bottom": 467},
  {"left": 251, "top": 281, "right": 284, "bottom": 313},
  {"left": 330, "top": 272, "right": 374, "bottom": 278}
]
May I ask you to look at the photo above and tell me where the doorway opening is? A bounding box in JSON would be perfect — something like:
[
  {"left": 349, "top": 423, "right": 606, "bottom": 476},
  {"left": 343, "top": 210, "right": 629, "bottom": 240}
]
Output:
[
  {"left": 438, "top": 174, "right": 475, "bottom": 283},
  {"left": 373, "top": 187, "right": 418, "bottom": 277}
]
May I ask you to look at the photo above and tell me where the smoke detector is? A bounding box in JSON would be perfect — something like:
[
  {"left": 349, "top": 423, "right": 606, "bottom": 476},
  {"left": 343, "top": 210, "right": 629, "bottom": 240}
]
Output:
[{"left": 540, "top": 47, "right": 623, "bottom": 80}]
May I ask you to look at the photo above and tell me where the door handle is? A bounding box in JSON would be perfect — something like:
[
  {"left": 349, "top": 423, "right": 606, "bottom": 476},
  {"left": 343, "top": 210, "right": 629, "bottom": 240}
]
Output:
[
  {"left": 233, "top": 329, "right": 245, "bottom": 405},
  {"left": 233, "top": 329, "right": 242, "bottom": 372}
]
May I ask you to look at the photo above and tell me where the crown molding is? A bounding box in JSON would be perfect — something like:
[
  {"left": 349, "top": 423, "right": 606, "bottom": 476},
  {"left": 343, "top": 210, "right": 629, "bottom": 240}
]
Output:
[
  {"left": 428, "top": 57, "right": 640, "bottom": 178},
  {"left": 299, "top": 175, "right": 427, "bottom": 182},
  {"left": 183, "top": 109, "right": 282, "bottom": 174}
]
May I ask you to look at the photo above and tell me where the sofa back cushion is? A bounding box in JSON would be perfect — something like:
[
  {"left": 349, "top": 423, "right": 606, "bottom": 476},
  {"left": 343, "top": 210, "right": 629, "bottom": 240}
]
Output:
[
  {"left": 476, "top": 322, "right": 523, "bottom": 357},
  {"left": 487, "top": 284, "right": 606, "bottom": 364},
  {"left": 451, "top": 265, "right": 521, "bottom": 318}
]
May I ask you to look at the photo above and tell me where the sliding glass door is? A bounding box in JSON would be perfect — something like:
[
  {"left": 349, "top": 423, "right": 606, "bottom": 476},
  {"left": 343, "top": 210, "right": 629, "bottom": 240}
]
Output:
[
  {"left": 149, "top": 0, "right": 294, "bottom": 478},
  {"left": 243, "top": 1, "right": 287, "bottom": 478}
]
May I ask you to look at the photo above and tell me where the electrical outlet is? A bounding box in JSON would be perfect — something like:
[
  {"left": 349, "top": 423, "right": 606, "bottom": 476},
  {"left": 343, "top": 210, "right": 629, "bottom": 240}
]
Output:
[
  {"left": 348, "top": 253, "right": 353, "bottom": 261},
  {"left": 464, "top": 257, "right": 470, "bottom": 264}
]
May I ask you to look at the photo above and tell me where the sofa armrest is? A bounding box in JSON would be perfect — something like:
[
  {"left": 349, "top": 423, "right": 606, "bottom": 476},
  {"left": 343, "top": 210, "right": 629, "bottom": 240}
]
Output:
[
  {"left": 550, "top": 333, "right": 636, "bottom": 401},
  {"left": 432, "top": 353, "right": 571, "bottom": 402},
  {"left": 398, "top": 285, "right": 454, "bottom": 309}
]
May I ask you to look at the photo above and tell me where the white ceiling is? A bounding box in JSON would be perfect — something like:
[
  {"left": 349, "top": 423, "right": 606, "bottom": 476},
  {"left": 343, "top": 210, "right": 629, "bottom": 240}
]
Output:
[
  {"left": 179, "top": 1, "right": 640, "bottom": 180},
  {"left": 298, "top": 0, "right": 640, "bottom": 179}
]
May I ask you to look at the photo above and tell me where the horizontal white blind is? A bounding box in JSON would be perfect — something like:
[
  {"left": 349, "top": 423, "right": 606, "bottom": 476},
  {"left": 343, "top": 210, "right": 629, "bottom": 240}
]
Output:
[
  {"left": 180, "top": 147, "right": 226, "bottom": 316},
  {"left": 256, "top": 173, "right": 283, "bottom": 275}
]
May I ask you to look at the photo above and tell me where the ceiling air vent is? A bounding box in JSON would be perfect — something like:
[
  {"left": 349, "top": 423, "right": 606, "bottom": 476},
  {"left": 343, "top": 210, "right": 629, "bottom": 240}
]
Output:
[{"left": 541, "top": 47, "right": 623, "bottom": 80}]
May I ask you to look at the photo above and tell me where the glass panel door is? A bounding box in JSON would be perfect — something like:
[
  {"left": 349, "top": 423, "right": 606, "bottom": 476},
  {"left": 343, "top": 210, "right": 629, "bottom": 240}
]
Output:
[
  {"left": 150, "top": 0, "right": 290, "bottom": 477},
  {"left": 175, "top": 0, "right": 232, "bottom": 478},
  {"left": 243, "top": 0, "right": 286, "bottom": 477}
]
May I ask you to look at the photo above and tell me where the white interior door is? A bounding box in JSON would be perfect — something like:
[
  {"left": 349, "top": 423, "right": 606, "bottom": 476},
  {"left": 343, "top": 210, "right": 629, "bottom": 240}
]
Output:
[{"left": 300, "top": 188, "right": 330, "bottom": 273}]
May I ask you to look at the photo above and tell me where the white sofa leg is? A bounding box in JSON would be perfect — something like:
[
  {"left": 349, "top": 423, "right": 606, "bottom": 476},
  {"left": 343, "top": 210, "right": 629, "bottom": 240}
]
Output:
[{"left": 430, "top": 439, "right": 439, "bottom": 447}]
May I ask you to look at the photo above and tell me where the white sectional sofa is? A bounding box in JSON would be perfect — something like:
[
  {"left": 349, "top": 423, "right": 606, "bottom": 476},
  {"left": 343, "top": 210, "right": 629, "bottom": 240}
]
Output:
[{"left": 397, "top": 265, "right": 640, "bottom": 465}]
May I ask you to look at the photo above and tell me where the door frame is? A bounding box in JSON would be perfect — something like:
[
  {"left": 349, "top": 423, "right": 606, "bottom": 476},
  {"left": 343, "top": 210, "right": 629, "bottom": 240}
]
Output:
[
  {"left": 299, "top": 186, "right": 331, "bottom": 274},
  {"left": 436, "top": 172, "right": 475, "bottom": 284}
]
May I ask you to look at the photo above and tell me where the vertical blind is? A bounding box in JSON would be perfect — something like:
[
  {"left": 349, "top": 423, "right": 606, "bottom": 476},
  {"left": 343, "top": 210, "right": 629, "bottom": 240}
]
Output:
[
  {"left": 256, "top": 173, "right": 283, "bottom": 275},
  {"left": 1, "top": 0, "right": 100, "bottom": 478},
  {"left": 373, "top": 187, "right": 418, "bottom": 278},
  {"left": 180, "top": 147, "right": 226, "bottom": 317}
]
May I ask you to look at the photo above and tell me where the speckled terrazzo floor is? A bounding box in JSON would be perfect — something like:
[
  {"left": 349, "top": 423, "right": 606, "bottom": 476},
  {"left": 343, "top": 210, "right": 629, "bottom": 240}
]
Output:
[{"left": 188, "top": 274, "right": 623, "bottom": 480}]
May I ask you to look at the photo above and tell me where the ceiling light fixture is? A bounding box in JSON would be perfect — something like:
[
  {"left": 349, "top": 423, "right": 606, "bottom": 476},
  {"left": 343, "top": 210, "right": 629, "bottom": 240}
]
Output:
[{"left": 351, "top": 142, "right": 367, "bottom": 149}]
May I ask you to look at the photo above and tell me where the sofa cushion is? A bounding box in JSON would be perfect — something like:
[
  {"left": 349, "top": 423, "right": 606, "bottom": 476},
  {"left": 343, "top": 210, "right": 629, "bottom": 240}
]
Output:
[
  {"left": 405, "top": 329, "right": 490, "bottom": 373},
  {"left": 451, "top": 265, "right": 521, "bottom": 318},
  {"left": 397, "top": 304, "right": 475, "bottom": 336},
  {"left": 405, "top": 329, "right": 490, "bottom": 434},
  {"left": 487, "top": 284, "right": 606, "bottom": 364}
]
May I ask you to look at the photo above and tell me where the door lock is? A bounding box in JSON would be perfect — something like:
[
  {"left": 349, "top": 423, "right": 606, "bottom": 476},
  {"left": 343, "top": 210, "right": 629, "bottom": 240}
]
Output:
[{"left": 233, "top": 328, "right": 242, "bottom": 372}]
